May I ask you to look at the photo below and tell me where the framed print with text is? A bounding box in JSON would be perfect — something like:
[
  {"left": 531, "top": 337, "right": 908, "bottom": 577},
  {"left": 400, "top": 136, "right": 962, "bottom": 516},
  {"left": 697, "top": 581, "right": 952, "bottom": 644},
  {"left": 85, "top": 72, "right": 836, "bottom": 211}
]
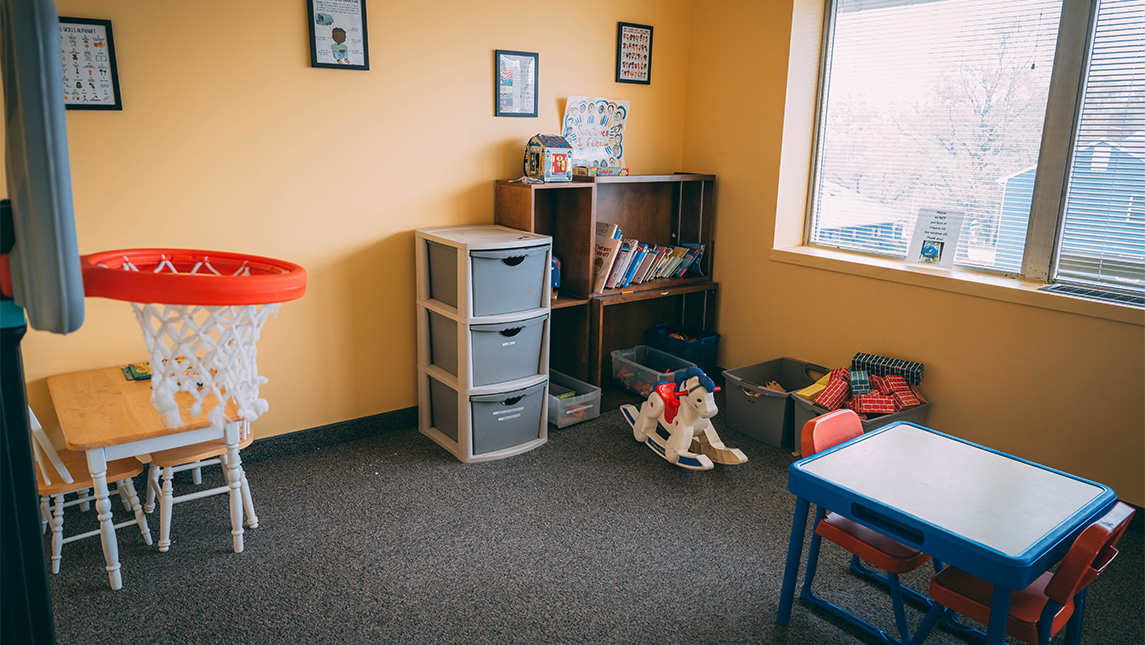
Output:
[
  {"left": 308, "top": 0, "right": 369, "bottom": 70},
  {"left": 616, "top": 22, "right": 652, "bottom": 85},
  {"left": 495, "top": 50, "right": 538, "bottom": 117},
  {"left": 59, "top": 17, "right": 122, "bottom": 110}
]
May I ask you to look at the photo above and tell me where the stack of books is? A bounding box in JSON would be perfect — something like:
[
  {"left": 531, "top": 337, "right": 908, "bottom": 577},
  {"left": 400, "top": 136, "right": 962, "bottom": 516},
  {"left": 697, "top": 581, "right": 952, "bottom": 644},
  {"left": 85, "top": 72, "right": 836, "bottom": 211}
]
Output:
[{"left": 592, "top": 221, "right": 705, "bottom": 292}]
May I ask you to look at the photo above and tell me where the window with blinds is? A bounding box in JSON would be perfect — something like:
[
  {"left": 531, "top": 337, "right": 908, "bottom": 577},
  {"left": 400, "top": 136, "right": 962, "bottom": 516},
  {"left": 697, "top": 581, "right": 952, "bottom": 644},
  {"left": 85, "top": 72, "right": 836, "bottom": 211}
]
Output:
[
  {"left": 1054, "top": 0, "right": 1145, "bottom": 296},
  {"left": 809, "top": 0, "right": 1063, "bottom": 271},
  {"left": 808, "top": 0, "right": 1145, "bottom": 305}
]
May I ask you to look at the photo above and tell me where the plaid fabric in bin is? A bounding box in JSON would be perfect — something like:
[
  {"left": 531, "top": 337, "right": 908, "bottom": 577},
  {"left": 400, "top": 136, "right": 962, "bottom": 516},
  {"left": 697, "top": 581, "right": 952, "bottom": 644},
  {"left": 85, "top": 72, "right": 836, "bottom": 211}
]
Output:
[
  {"left": 851, "top": 352, "right": 924, "bottom": 386},
  {"left": 850, "top": 369, "right": 871, "bottom": 395},
  {"left": 851, "top": 394, "right": 897, "bottom": 414},
  {"left": 813, "top": 369, "right": 851, "bottom": 410}
]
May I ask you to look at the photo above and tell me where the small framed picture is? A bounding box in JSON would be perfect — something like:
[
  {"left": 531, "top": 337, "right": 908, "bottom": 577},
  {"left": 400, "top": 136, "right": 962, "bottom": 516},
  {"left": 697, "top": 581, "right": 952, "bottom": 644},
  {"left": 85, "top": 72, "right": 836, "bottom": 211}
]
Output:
[
  {"left": 616, "top": 22, "right": 652, "bottom": 85},
  {"left": 308, "top": 0, "right": 369, "bottom": 70},
  {"left": 495, "top": 50, "right": 538, "bottom": 117},
  {"left": 58, "top": 17, "right": 122, "bottom": 110}
]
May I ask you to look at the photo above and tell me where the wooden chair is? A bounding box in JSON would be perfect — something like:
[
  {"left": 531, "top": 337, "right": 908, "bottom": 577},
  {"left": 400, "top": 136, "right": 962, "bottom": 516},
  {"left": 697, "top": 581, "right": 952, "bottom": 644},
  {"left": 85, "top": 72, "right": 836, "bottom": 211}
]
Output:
[
  {"left": 28, "top": 408, "right": 152, "bottom": 573},
  {"left": 799, "top": 409, "right": 937, "bottom": 645},
  {"left": 908, "top": 501, "right": 1134, "bottom": 645},
  {"left": 142, "top": 420, "right": 258, "bottom": 552}
]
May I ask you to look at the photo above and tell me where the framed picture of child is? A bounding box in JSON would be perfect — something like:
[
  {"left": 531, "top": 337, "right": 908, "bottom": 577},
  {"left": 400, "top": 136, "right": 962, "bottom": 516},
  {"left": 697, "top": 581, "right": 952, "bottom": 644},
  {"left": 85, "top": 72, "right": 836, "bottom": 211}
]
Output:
[
  {"left": 308, "top": 0, "right": 369, "bottom": 70},
  {"left": 615, "top": 22, "right": 652, "bottom": 85}
]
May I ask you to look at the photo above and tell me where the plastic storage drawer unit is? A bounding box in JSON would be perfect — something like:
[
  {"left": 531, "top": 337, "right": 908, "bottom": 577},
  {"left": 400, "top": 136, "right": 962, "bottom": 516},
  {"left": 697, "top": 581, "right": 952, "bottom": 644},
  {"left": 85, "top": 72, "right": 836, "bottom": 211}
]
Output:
[
  {"left": 547, "top": 370, "right": 601, "bottom": 428},
  {"left": 611, "top": 345, "right": 698, "bottom": 397},
  {"left": 723, "top": 358, "right": 828, "bottom": 449},
  {"left": 427, "top": 240, "right": 549, "bottom": 317},
  {"left": 429, "top": 311, "right": 548, "bottom": 387},
  {"left": 429, "top": 376, "right": 547, "bottom": 456}
]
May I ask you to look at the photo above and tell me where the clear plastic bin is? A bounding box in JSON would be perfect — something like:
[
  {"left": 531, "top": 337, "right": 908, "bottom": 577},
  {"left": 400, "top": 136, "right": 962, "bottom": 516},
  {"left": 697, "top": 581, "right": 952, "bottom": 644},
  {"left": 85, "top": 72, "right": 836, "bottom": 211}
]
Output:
[
  {"left": 611, "top": 345, "right": 698, "bottom": 397},
  {"left": 547, "top": 370, "right": 601, "bottom": 428}
]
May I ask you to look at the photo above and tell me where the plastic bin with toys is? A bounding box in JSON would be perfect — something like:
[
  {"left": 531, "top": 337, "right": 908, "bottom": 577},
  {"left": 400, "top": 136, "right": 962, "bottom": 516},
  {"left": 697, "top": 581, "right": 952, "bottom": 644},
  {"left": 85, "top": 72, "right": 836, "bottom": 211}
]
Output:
[
  {"left": 547, "top": 369, "right": 601, "bottom": 428},
  {"left": 611, "top": 345, "right": 697, "bottom": 397},
  {"left": 791, "top": 353, "right": 930, "bottom": 450},
  {"left": 723, "top": 358, "right": 829, "bottom": 449},
  {"left": 644, "top": 323, "right": 721, "bottom": 376}
]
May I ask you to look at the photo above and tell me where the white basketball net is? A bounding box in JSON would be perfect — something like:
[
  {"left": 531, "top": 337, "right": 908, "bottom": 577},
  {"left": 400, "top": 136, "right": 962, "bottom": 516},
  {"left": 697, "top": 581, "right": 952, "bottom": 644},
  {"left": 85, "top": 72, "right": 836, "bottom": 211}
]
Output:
[
  {"left": 114, "top": 255, "right": 281, "bottom": 428},
  {"left": 132, "top": 302, "right": 279, "bottom": 429}
]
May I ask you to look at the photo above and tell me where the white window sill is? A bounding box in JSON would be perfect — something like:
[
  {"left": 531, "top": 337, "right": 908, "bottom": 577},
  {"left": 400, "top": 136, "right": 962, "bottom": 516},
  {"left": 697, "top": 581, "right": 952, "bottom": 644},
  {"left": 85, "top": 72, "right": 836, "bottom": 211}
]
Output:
[{"left": 770, "top": 246, "right": 1145, "bottom": 326}]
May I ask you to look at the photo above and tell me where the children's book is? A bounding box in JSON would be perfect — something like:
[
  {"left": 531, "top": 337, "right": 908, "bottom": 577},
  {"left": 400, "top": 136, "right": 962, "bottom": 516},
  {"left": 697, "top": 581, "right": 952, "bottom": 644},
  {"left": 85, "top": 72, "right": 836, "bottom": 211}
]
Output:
[
  {"left": 605, "top": 241, "right": 635, "bottom": 289},
  {"left": 678, "top": 242, "right": 706, "bottom": 277},
  {"left": 593, "top": 235, "right": 622, "bottom": 292},
  {"left": 595, "top": 220, "right": 622, "bottom": 240},
  {"left": 619, "top": 243, "right": 648, "bottom": 287}
]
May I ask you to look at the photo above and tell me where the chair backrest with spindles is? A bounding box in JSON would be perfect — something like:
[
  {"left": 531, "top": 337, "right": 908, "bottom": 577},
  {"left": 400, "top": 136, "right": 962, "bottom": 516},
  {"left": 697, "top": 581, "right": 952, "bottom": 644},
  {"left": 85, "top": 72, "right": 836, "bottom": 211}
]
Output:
[{"left": 27, "top": 407, "right": 73, "bottom": 486}]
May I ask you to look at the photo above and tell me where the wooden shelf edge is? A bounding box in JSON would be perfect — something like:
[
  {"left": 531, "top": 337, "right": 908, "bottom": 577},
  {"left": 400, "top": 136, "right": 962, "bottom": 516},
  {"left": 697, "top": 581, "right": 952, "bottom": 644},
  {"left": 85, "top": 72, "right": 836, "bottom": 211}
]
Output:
[
  {"left": 551, "top": 295, "right": 591, "bottom": 309},
  {"left": 594, "top": 279, "right": 718, "bottom": 301},
  {"left": 572, "top": 173, "right": 715, "bottom": 184}
]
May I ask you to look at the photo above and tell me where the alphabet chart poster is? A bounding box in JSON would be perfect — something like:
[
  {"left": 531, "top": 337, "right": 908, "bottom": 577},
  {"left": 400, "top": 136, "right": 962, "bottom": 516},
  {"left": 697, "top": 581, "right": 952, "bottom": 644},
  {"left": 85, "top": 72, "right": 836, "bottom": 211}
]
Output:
[
  {"left": 59, "top": 17, "right": 121, "bottom": 110},
  {"left": 561, "top": 97, "right": 629, "bottom": 169}
]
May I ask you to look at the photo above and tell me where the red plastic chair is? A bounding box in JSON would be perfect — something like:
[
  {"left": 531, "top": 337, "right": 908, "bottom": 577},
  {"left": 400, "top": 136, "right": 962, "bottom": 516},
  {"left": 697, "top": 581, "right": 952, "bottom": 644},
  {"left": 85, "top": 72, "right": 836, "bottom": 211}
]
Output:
[
  {"left": 799, "top": 410, "right": 937, "bottom": 645},
  {"left": 908, "top": 501, "right": 1135, "bottom": 645}
]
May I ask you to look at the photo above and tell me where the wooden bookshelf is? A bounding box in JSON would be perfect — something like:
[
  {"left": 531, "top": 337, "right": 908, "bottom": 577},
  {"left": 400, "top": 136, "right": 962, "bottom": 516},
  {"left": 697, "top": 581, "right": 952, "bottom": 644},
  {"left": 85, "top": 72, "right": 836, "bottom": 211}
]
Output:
[{"left": 495, "top": 174, "right": 718, "bottom": 385}]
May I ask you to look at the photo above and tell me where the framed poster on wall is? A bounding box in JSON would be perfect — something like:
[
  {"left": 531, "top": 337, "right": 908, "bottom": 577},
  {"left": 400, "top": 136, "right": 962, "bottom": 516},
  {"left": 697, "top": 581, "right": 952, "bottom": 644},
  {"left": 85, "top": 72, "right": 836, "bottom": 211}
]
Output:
[
  {"left": 58, "top": 17, "right": 122, "bottom": 110},
  {"left": 615, "top": 22, "right": 652, "bottom": 85},
  {"left": 308, "top": 0, "right": 370, "bottom": 70},
  {"left": 494, "top": 50, "right": 538, "bottom": 117}
]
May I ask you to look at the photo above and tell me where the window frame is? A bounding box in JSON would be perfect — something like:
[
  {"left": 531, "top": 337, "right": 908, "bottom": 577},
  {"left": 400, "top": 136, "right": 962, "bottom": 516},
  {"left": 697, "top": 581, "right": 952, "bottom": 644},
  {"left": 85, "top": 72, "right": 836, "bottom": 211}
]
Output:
[{"left": 802, "top": 0, "right": 1105, "bottom": 286}]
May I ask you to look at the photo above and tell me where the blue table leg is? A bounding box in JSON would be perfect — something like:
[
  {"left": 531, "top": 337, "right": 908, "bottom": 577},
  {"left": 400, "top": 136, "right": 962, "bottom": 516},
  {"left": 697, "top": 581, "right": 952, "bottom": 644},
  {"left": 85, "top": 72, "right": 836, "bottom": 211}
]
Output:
[
  {"left": 985, "top": 585, "right": 1011, "bottom": 645},
  {"left": 777, "top": 496, "right": 810, "bottom": 625}
]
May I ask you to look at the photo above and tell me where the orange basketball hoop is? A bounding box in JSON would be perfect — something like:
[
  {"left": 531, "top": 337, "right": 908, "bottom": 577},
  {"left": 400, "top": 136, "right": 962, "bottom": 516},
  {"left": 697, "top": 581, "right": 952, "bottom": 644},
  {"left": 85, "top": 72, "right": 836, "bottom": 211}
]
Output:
[{"left": 81, "top": 248, "right": 307, "bottom": 429}]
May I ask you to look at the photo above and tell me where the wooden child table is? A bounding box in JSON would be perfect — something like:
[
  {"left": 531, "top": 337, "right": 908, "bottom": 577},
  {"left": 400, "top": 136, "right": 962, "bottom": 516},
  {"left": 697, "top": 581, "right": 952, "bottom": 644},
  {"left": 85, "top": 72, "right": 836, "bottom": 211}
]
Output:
[{"left": 47, "top": 366, "right": 249, "bottom": 590}]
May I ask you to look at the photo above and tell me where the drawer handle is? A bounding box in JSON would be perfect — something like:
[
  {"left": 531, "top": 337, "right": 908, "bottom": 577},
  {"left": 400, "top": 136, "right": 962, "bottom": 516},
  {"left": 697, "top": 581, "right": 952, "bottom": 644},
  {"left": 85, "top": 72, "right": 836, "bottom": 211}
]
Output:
[
  {"left": 501, "top": 396, "right": 524, "bottom": 406},
  {"left": 499, "top": 327, "right": 523, "bottom": 337},
  {"left": 502, "top": 256, "right": 525, "bottom": 267}
]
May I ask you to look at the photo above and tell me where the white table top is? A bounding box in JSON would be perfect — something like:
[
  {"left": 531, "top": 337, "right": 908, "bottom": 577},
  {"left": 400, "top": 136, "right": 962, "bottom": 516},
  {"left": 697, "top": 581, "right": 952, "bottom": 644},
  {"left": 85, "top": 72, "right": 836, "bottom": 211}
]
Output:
[{"left": 800, "top": 424, "right": 1106, "bottom": 557}]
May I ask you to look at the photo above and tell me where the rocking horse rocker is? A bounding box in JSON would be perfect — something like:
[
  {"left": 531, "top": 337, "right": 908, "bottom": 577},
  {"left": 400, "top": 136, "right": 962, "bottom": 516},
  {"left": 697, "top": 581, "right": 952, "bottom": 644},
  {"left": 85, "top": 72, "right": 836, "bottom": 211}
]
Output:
[{"left": 620, "top": 367, "right": 747, "bottom": 471}]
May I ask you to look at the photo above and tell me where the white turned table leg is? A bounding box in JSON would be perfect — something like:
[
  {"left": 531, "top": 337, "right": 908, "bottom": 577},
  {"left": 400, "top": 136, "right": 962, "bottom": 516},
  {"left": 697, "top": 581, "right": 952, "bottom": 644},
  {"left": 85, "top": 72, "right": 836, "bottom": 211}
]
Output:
[
  {"left": 223, "top": 422, "right": 245, "bottom": 552},
  {"left": 40, "top": 496, "right": 51, "bottom": 535},
  {"left": 78, "top": 489, "right": 90, "bottom": 512},
  {"left": 120, "top": 478, "right": 152, "bottom": 546},
  {"left": 159, "top": 466, "right": 175, "bottom": 552},
  {"left": 86, "top": 449, "right": 122, "bottom": 589}
]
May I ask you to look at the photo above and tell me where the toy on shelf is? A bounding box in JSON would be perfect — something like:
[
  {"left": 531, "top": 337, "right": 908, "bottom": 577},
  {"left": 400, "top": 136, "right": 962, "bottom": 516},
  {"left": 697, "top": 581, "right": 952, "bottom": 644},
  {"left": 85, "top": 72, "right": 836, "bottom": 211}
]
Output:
[
  {"left": 523, "top": 134, "right": 573, "bottom": 183},
  {"left": 620, "top": 367, "right": 747, "bottom": 471}
]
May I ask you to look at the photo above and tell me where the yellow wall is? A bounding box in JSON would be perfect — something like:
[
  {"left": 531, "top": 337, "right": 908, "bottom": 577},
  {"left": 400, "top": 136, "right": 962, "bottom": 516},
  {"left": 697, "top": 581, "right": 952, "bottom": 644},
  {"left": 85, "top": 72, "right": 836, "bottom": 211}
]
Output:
[
  {"left": 8, "top": 0, "right": 1143, "bottom": 506},
  {"left": 683, "top": 0, "right": 1145, "bottom": 505},
  {"left": 14, "top": 0, "right": 694, "bottom": 437}
]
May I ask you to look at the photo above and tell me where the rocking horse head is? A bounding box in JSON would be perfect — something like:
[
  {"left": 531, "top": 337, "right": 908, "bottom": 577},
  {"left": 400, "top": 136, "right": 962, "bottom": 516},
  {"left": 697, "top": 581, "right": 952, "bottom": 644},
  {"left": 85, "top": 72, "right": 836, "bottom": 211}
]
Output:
[{"left": 674, "top": 367, "right": 720, "bottom": 419}]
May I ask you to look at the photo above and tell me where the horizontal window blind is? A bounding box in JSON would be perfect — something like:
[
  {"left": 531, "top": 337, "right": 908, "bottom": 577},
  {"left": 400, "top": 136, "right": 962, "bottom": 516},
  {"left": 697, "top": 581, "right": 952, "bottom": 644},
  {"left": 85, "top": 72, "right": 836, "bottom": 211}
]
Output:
[
  {"left": 810, "top": 0, "right": 1063, "bottom": 270},
  {"left": 1054, "top": 0, "right": 1145, "bottom": 295}
]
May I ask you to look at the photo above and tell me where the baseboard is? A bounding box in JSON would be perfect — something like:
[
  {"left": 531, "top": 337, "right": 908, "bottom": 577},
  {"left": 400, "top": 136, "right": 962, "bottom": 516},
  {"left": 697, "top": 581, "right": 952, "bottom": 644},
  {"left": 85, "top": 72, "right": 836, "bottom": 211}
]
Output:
[{"left": 242, "top": 406, "right": 418, "bottom": 464}]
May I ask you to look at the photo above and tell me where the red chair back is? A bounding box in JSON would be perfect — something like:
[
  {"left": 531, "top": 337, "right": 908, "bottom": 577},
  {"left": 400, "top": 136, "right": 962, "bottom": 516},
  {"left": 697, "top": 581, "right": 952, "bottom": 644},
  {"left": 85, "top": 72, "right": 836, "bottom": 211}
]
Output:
[
  {"left": 1043, "top": 502, "right": 1135, "bottom": 606},
  {"left": 801, "top": 409, "right": 863, "bottom": 457}
]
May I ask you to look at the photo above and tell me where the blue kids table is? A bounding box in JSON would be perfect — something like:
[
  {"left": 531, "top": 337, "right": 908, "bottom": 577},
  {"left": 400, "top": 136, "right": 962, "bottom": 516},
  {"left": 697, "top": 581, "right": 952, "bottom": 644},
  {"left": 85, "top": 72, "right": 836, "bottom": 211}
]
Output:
[{"left": 776, "top": 422, "right": 1117, "bottom": 645}]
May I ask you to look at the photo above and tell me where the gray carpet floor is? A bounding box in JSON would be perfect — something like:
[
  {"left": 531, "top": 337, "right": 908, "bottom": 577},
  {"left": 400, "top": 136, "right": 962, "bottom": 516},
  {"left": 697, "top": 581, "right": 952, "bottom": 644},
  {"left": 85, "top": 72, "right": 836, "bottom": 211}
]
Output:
[{"left": 46, "top": 400, "right": 1144, "bottom": 644}]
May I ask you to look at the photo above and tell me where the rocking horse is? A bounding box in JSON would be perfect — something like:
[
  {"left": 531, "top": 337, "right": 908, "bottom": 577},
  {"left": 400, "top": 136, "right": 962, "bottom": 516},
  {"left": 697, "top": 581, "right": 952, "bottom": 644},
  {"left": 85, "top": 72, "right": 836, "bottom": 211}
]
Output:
[{"left": 620, "top": 367, "right": 747, "bottom": 471}]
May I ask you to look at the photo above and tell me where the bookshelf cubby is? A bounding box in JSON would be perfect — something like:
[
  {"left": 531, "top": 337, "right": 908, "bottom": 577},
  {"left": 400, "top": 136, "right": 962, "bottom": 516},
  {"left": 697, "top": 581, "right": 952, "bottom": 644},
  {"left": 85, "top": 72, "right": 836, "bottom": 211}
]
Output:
[{"left": 495, "top": 174, "right": 718, "bottom": 393}]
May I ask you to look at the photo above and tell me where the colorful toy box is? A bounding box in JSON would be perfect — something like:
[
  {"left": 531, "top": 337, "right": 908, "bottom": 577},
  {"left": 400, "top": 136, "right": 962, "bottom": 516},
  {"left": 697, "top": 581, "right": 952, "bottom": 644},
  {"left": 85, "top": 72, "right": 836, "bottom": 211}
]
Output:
[
  {"left": 524, "top": 134, "right": 573, "bottom": 183},
  {"left": 573, "top": 166, "right": 630, "bottom": 177}
]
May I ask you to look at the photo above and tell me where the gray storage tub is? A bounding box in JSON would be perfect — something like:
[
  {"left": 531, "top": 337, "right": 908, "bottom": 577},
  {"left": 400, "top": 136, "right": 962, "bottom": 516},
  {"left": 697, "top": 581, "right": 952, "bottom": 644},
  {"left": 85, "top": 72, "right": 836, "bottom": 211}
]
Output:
[
  {"left": 427, "top": 241, "right": 549, "bottom": 316},
  {"left": 429, "top": 377, "right": 546, "bottom": 455},
  {"left": 429, "top": 311, "right": 547, "bottom": 386},
  {"left": 723, "top": 358, "right": 828, "bottom": 449}
]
